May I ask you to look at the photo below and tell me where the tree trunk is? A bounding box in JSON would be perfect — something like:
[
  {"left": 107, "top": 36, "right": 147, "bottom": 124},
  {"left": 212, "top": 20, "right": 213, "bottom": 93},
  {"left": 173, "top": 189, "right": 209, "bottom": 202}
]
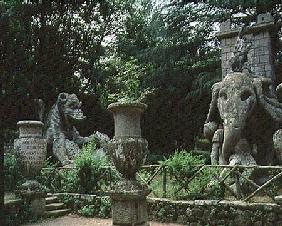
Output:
[{"left": 0, "top": 140, "right": 4, "bottom": 226}]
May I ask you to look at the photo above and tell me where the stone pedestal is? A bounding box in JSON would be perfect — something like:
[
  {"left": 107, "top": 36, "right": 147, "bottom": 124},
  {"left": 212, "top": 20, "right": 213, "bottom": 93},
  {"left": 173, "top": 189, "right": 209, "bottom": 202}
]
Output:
[
  {"left": 14, "top": 120, "right": 47, "bottom": 217},
  {"left": 111, "top": 189, "right": 150, "bottom": 226},
  {"left": 108, "top": 102, "right": 150, "bottom": 226},
  {"left": 14, "top": 121, "right": 47, "bottom": 178},
  {"left": 18, "top": 190, "right": 46, "bottom": 217}
]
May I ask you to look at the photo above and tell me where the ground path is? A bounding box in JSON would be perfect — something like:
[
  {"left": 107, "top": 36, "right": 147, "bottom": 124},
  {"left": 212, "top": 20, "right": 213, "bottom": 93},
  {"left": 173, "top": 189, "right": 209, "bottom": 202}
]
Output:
[{"left": 24, "top": 215, "right": 183, "bottom": 226}]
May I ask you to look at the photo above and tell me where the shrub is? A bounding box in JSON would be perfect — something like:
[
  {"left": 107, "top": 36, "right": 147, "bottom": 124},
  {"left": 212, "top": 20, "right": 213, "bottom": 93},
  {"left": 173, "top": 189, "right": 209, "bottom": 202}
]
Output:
[
  {"left": 163, "top": 150, "right": 205, "bottom": 180},
  {"left": 161, "top": 150, "right": 224, "bottom": 200},
  {"left": 4, "top": 153, "right": 24, "bottom": 191},
  {"left": 62, "top": 194, "right": 111, "bottom": 218},
  {"left": 78, "top": 205, "right": 96, "bottom": 217},
  {"left": 59, "top": 168, "right": 79, "bottom": 193},
  {"left": 37, "top": 157, "right": 61, "bottom": 193},
  {"left": 75, "top": 140, "right": 113, "bottom": 194},
  {"left": 4, "top": 199, "right": 38, "bottom": 225},
  {"left": 98, "top": 197, "right": 111, "bottom": 218},
  {"left": 38, "top": 139, "right": 117, "bottom": 194}
]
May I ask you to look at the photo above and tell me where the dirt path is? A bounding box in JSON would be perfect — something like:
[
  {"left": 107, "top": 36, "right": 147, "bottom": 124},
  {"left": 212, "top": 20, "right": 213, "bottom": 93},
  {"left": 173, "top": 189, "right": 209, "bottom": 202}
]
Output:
[{"left": 24, "top": 215, "right": 183, "bottom": 226}]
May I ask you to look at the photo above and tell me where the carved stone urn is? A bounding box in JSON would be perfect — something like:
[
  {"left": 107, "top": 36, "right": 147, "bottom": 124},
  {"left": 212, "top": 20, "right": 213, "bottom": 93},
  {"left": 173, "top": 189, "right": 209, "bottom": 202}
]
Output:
[
  {"left": 14, "top": 121, "right": 47, "bottom": 178},
  {"left": 108, "top": 102, "right": 150, "bottom": 226},
  {"left": 14, "top": 120, "right": 47, "bottom": 217}
]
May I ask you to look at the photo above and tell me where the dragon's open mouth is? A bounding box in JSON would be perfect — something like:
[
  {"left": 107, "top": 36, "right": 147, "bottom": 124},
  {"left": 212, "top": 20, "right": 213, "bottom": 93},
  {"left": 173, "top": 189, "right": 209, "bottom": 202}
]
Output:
[{"left": 69, "top": 110, "right": 86, "bottom": 122}]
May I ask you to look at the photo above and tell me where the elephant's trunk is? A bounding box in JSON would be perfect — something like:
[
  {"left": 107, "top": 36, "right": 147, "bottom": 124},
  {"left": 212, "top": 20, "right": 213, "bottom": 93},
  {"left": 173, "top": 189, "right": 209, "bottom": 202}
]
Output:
[{"left": 222, "top": 125, "right": 241, "bottom": 164}]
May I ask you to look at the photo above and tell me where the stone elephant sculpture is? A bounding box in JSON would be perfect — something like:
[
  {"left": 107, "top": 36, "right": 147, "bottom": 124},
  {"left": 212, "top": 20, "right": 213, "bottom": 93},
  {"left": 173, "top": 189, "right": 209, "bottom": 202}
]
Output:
[{"left": 204, "top": 72, "right": 282, "bottom": 165}]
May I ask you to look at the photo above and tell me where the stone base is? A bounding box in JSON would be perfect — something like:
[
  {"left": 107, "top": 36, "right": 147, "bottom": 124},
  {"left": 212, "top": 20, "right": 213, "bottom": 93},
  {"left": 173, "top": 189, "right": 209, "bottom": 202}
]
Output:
[
  {"left": 110, "top": 189, "right": 150, "bottom": 226},
  {"left": 30, "top": 197, "right": 46, "bottom": 217},
  {"left": 16, "top": 181, "right": 46, "bottom": 217}
]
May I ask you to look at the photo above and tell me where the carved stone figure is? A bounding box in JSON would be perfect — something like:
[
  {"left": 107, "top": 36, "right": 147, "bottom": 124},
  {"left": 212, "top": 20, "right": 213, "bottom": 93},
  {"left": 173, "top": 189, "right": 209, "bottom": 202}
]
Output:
[
  {"left": 45, "top": 93, "right": 109, "bottom": 166},
  {"left": 204, "top": 72, "right": 282, "bottom": 166},
  {"left": 211, "top": 125, "right": 224, "bottom": 165},
  {"left": 229, "top": 25, "right": 252, "bottom": 73}
]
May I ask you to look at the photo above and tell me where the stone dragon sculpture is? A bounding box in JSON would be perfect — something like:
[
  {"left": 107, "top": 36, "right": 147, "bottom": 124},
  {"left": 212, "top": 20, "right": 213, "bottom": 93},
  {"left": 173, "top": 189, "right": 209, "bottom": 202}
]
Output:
[{"left": 45, "top": 93, "right": 109, "bottom": 166}]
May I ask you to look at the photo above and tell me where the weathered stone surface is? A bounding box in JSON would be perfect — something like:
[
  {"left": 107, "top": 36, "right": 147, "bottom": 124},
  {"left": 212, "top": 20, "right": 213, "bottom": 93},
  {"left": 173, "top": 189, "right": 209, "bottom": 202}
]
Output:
[
  {"left": 108, "top": 102, "right": 150, "bottom": 226},
  {"left": 45, "top": 208, "right": 71, "bottom": 218},
  {"left": 147, "top": 198, "right": 282, "bottom": 225},
  {"left": 205, "top": 72, "right": 277, "bottom": 166},
  {"left": 30, "top": 197, "right": 46, "bottom": 217},
  {"left": 108, "top": 138, "right": 148, "bottom": 180},
  {"left": 45, "top": 93, "right": 109, "bottom": 165},
  {"left": 275, "top": 195, "right": 282, "bottom": 205},
  {"left": 17, "top": 190, "right": 46, "bottom": 218},
  {"left": 108, "top": 102, "right": 147, "bottom": 138},
  {"left": 273, "top": 130, "right": 282, "bottom": 164},
  {"left": 217, "top": 14, "right": 276, "bottom": 79},
  {"left": 14, "top": 121, "right": 47, "bottom": 178},
  {"left": 111, "top": 193, "right": 149, "bottom": 226}
]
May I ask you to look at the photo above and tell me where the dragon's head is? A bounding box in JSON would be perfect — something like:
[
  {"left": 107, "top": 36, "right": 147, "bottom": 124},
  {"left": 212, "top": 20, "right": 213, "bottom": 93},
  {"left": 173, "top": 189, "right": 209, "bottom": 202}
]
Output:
[{"left": 57, "top": 93, "right": 86, "bottom": 125}]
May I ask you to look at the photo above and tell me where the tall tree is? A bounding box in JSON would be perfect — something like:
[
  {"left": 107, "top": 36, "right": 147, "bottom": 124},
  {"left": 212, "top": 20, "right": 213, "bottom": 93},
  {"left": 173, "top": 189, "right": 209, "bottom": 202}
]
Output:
[{"left": 107, "top": 1, "right": 222, "bottom": 153}]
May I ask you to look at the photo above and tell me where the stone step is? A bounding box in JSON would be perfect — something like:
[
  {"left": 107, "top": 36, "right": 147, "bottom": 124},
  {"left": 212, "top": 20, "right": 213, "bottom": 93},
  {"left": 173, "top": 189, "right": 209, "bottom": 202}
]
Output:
[
  {"left": 45, "top": 196, "right": 59, "bottom": 204},
  {"left": 46, "top": 202, "right": 65, "bottom": 211},
  {"left": 45, "top": 209, "right": 71, "bottom": 218},
  {"left": 274, "top": 195, "right": 282, "bottom": 205}
]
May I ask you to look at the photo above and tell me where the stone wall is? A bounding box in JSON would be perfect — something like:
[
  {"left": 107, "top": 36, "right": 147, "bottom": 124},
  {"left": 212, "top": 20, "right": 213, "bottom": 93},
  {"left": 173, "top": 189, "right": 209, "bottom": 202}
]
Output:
[
  {"left": 218, "top": 13, "right": 277, "bottom": 80},
  {"left": 148, "top": 198, "right": 282, "bottom": 226},
  {"left": 55, "top": 193, "right": 282, "bottom": 226}
]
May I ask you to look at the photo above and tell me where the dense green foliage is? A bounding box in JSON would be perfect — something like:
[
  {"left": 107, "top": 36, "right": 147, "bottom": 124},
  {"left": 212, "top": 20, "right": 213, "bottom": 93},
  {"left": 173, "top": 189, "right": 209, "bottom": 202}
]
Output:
[
  {"left": 1, "top": 0, "right": 281, "bottom": 155},
  {"left": 4, "top": 153, "right": 23, "bottom": 191},
  {"left": 75, "top": 141, "right": 113, "bottom": 193},
  {"left": 0, "top": 0, "right": 222, "bottom": 155},
  {"left": 161, "top": 150, "right": 224, "bottom": 200},
  {"left": 38, "top": 140, "right": 116, "bottom": 194},
  {"left": 63, "top": 194, "right": 111, "bottom": 218}
]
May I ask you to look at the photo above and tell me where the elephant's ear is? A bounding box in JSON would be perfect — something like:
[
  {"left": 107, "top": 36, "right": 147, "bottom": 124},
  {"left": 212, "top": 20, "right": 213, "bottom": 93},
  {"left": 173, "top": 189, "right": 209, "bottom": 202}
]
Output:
[{"left": 253, "top": 78, "right": 282, "bottom": 122}]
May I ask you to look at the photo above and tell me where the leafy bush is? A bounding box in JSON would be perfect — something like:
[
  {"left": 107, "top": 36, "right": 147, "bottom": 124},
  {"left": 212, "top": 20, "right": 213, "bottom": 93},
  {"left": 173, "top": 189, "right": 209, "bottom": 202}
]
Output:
[
  {"left": 60, "top": 168, "right": 80, "bottom": 193},
  {"left": 163, "top": 150, "right": 205, "bottom": 180},
  {"left": 75, "top": 140, "right": 113, "bottom": 194},
  {"left": 78, "top": 205, "right": 96, "bottom": 217},
  {"left": 62, "top": 194, "right": 111, "bottom": 218},
  {"left": 38, "top": 140, "right": 117, "bottom": 194},
  {"left": 98, "top": 196, "right": 111, "bottom": 218},
  {"left": 161, "top": 150, "right": 224, "bottom": 200},
  {"left": 37, "top": 157, "right": 61, "bottom": 193},
  {"left": 4, "top": 153, "right": 24, "bottom": 191}
]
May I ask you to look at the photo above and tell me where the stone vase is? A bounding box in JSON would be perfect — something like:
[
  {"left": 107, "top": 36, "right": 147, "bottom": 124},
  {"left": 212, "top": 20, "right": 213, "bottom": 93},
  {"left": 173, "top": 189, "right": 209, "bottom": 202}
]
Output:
[
  {"left": 14, "top": 121, "right": 47, "bottom": 178},
  {"left": 108, "top": 102, "right": 150, "bottom": 226}
]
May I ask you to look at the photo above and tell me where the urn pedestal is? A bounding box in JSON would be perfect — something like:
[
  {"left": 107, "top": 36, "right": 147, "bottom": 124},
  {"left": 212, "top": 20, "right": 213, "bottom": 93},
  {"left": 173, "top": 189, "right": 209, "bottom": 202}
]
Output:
[
  {"left": 14, "top": 120, "right": 47, "bottom": 217},
  {"left": 108, "top": 102, "right": 150, "bottom": 226}
]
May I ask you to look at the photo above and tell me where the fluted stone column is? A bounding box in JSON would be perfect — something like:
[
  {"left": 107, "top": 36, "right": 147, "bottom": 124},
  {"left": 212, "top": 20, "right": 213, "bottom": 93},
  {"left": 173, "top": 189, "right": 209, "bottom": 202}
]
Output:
[{"left": 108, "top": 102, "right": 150, "bottom": 226}]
